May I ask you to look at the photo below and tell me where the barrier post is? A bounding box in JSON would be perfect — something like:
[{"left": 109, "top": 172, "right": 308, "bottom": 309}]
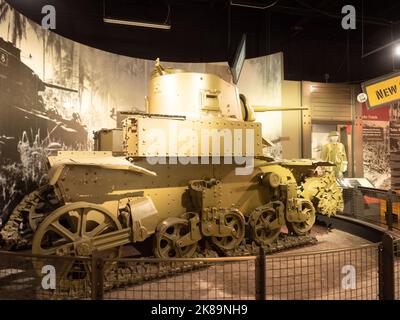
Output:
[
  {"left": 385, "top": 191, "right": 393, "bottom": 231},
  {"left": 255, "top": 246, "right": 266, "bottom": 300},
  {"left": 91, "top": 254, "right": 104, "bottom": 300},
  {"left": 379, "top": 233, "right": 395, "bottom": 300}
]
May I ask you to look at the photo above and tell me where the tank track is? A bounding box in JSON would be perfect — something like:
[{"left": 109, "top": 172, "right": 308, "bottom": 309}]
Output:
[
  {"left": 224, "top": 233, "right": 317, "bottom": 257},
  {"left": 103, "top": 234, "right": 317, "bottom": 289},
  {"left": 37, "top": 234, "right": 317, "bottom": 299},
  {"left": 0, "top": 186, "right": 59, "bottom": 250},
  {"left": 0, "top": 190, "right": 41, "bottom": 250}
]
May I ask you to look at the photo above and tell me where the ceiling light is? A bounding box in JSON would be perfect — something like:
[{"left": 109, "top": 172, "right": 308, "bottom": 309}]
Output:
[
  {"left": 103, "top": 17, "right": 171, "bottom": 30},
  {"left": 395, "top": 45, "right": 400, "bottom": 57}
]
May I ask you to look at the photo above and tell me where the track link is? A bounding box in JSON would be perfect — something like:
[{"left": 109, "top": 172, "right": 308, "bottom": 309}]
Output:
[{"left": 0, "top": 187, "right": 59, "bottom": 250}]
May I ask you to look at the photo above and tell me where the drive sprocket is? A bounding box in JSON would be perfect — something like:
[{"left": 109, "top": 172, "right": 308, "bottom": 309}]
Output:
[{"left": 300, "top": 172, "right": 343, "bottom": 217}]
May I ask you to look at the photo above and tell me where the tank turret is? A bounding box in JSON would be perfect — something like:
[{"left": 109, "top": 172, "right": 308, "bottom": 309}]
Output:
[{"left": 147, "top": 59, "right": 243, "bottom": 121}]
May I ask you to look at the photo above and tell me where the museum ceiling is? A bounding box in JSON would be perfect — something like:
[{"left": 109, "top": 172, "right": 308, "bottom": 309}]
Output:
[{"left": 5, "top": 0, "right": 400, "bottom": 82}]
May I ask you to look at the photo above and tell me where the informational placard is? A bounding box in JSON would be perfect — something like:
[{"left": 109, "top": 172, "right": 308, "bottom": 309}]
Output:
[
  {"left": 363, "top": 126, "right": 384, "bottom": 142},
  {"left": 0, "top": 48, "right": 8, "bottom": 67},
  {"left": 341, "top": 178, "right": 374, "bottom": 188},
  {"left": 362, "top": 72, "right": 400, "bottom": 109},
  {"left": 362, "top": 103, "right": 390, "bottom": 189},
  {"left": 390, "top": 103, "right": 400, "bottom": 188}
]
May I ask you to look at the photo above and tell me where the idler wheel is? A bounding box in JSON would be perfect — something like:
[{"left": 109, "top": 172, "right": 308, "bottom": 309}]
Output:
[{"left": 32, "top": 202, "right": 123, "bottom": 281}]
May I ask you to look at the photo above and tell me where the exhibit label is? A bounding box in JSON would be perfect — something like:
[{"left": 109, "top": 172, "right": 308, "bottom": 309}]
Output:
[
  {"left": 363, "top": 126, "right": 384, "bottom": 142},
  {"left": 362, "top": 72, "right": 400, "bottom": 109}
]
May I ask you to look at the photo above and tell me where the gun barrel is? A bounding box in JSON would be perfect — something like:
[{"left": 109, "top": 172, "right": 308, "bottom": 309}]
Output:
[
  {"left": 44, "top": 82, "right": 78, "bottom": 93},
  {"left": 253, "top": 106, "right": 308, "bottom": 112}
]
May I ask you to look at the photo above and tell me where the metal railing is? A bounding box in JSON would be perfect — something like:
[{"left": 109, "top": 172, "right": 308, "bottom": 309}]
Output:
[
  {"left": 0, "top": 250, "right": 92, "bottom": 300},
  {"left": 265, "top": 244, "right": 379, "bottom": 300},
  {"left": 393, "top": 237, "right": 400, "bottom": 299},
  {"left": 0, "top": 234, "right": 400, "bottom": 300},
  {"left": 102, "top": 257, "right": 256, "bottom": 300},
  {"left": 342, "top": 187, "right": 400, "bottom": 231}
]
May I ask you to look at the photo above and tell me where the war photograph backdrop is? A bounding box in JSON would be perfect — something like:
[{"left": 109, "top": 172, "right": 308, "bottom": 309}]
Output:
[
  {"left": 389, "top": 102, "right": 400, "bottom": 189},
  {"left": 0, "top": 0, "right": 283, "bottom": 223}
]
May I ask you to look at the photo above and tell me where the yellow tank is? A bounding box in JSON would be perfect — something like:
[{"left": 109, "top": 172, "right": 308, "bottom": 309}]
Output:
[{"left": 1, "top": 60, "right": 343, "bottom": 266}]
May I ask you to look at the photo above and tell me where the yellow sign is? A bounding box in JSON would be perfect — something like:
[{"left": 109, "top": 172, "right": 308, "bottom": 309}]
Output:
[{"left": 363, "top": 73, "right": 400, "bottom": 109}]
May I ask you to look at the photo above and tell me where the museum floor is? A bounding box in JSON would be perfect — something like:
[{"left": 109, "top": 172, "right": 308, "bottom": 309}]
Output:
[{"left": 105, "top": 225, "right": 378, "bottom": 300}]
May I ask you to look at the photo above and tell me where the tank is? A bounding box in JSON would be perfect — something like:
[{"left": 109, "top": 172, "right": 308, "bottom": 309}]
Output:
[
  {"left": 0, "top": 37, "right": 88, "bottom": 225},
  {"left": 0, "top": 60, "right": 343, "bottom": 265}
]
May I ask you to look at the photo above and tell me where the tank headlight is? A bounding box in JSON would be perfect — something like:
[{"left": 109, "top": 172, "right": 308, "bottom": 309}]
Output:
[{"left": 262, "top": 173, "right": 280, "bottom": 188}]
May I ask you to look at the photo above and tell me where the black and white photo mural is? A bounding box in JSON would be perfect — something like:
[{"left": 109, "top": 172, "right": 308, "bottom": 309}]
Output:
[{"left": 0, "top": 0, "right": 283, "bottom": 225}]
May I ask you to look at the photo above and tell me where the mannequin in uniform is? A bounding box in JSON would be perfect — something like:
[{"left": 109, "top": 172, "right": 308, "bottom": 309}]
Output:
[{"left": 321, "top": 131, "right": 348, "bottom": 180}]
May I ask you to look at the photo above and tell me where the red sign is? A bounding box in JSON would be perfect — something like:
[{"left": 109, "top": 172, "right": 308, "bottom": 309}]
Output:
[{"left": 361, "top": 102, "right": 389, "bottom": 121}]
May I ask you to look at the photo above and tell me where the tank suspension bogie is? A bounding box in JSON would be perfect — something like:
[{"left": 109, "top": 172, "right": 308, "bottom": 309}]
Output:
[
  {"left": 154, "top": 208, "right": 247, "bottom": 257},
  {"left": 286, "top": 199, "right": 316, "bottom": 236},
  {"left": 248, "top": 201, "right": 284, "bottom": 245},
  {"left": 154, "top": 217, "right": 198, "bottom": 259},
  {"left": 246, "top": 167, "right": 319, "bottom": 244},
  {"left": 246, "top": 197, "right": 316, "bottom": 245},
  {"left": 209, "top": 209, "right": 245, "bottom": 251}
]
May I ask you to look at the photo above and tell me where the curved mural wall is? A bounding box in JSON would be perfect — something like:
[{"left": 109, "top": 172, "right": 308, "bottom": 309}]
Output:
[{"left": 0, "top": 0, "right": 283, "bottom": 221}]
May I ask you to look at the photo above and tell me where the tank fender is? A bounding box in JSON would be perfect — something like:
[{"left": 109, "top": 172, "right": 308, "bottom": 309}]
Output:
[
  {"left": 47, "top": 159, "right": 157, "bottom": 186},
  {"left": 258, "top": 164, "right": 296, "bottom": 184},
  {"left": 127, "top": 196, "right": 159, "bottom": 242}
]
